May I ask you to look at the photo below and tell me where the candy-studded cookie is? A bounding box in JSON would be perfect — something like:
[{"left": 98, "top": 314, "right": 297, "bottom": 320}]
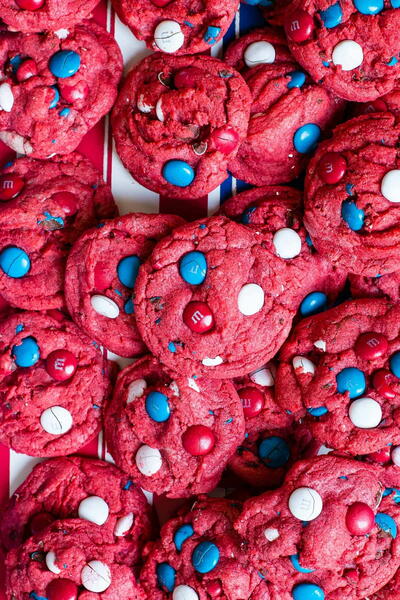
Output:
[
  {"left": 350, "top": 271, "right": 400, "bottom": 302},
  {"left": 0, "top": 0, "right": 100, "bottom": 32}
]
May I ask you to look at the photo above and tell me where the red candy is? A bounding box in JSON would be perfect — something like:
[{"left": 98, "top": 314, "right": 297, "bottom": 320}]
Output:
[
  {"left": 368, "top": 445, "right": 392, "bottom": 464},
  {"left": 182, "top": 425, "right": 216, "bottom": 456},
  {"left": 0, "top": 174, "right": 24, "bottom": 201},
  {"left": 183, "top": 301, "right": 214, "bottom": 334},
  {"left": 46, "top": 350, "right": 78, "bottom": 381},
  {"left": 211, "top": 126, "right": 239, "bottom": 154},
  {"left": 174, "top": 67, "right": 204, "bottom": 89},
  {"left": 16, "top": 59, "right": 38, "bottom": 82},
  {"left": 345, "top": 502, "right": 375, "bottom": 536},
  {"left": 206, "top": 581, "right": 222, "bottom": 597},
  {"left": 46, "top": 579, "right": 78, "bottom": 600},
  {"left": 15, "top": 0, "right": 44, "bottom": 9},
  {"left": 355, "top": 332, "right": 388, "bottom": 361},
  {"left": 29, "top": 511, "right": 54, "bottom": 535},
  {"left": 238, "top": 386, "right": 264, "bottom": 418},
  {"left": 52, "top": 191, "right": 78, "bottom": 216},
  {"left": 59, "top": 80, "right": 89, "bottom": 103},
  {"left": 285, "top": 10, "right": 314, "bottom": 43},
  {"left": 317, "top": 152, "right": 347, "bottom": 185},
  {"left": 94, "top": 261, "right": 113, "bottom": 291},
  {"left": 373, "top": 369, "right": 396, "bottom": 399}
]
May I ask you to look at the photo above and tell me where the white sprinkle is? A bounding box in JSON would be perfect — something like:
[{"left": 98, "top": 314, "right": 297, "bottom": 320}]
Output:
[
  {"left": 314, "top": 340, "right": 326, "bottom": 352},
  {"left": 202, "top": 356, "right": 223, "bottom": 367},
  {"left": 264, "top": 527, "right": 279, "bottom": 541},
  {"left": 127, "top": 379, "right": 147, "bottom": 404}
]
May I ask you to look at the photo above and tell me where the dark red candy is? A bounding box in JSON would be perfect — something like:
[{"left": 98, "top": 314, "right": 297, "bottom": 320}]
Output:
[
  {"left": 0, "top": 174, "right": 24, "bottom": 201},
  {"left": 46, "top": 350, "right": 78, "bottom": 381},
  {"left": 285, "top": 10, "right": 314, "bottom": 43},
  {"left": 317, "top": 152, "right": 347, "bottom": 185},
  {"left": 174, "top": 67, "right": 204, "bottom": 89},
  {"left": 345, "top": 502, "right": 374, "bottom": 536},
  {"left": 183, "top": 301, "right": 214, "bottom": 334},
  {"left": 211, "top": 126, "right": 239, "bottom": 154},
  {"left": 59, "top": 80, "right": 89, "bottom": 103},
  {"left": 355, "top": 332, "right": 388, "bottom": 361},
  {"left": 182, "top": 425, "right": 216, "bottom": 456},
  {"left": 361, "top": 99, "right": 388, "bottom": 114},
  {"left": 373, "top": 369, "right": 396, "bottom": 399},
  {"left": 367, "top": 445, "right": 391, "bottom": 464},
  {"left": 29, "top": 511, "right": 54, "bottom": 535},
  {"left": 16, "top": 59, "right": 38, "bottom": 82},
  {"left": 15, "top": 0, "right": 44, "bottom": 9},
  {"left": 238, "top": 387, "right": 264, "bottom": 418},
  {"left": 206, "top": 581, "right": 222, "bottom": 597},
  {"left": 52, "top": 191, "right": 78, "bottom": 216},
  {"left": 46, "top": 579, "right": 78, "bottom": 600}
]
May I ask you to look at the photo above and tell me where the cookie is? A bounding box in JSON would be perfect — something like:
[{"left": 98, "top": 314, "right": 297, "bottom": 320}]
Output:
[
  {"left": 224, "top": 27, "right": 344, "bottom": 185},
  {"left": 140, "top": 496, "right": 271, "bottom": 600},
  {"left": 65, "top": 213, "right": 184, "bottom": 357},
  {"left": 0, "top": 456, "right": 153, "bottom": 565},
  {"left": 350, "top": 271, "right": 400, "bottom": 302},
  {"left": 260, "top": 0, "right": 293, "bottom": 26},
  {"left": 134, "top": 216, "right": 297, "bottom": 379},
  {"left": 0, "top": 22, "right": 122, "bottom": 158},
  {"left": 304, "top": 113, "right": 400, "bottom": 276},
  {"left": 5, "top": 519, "right": 145, "bottom": 600},
  {"left": 371, "top": 564, "right": 400, "bottom": 599},
  {"left": 0, "top": 311, "right": 109, "bottom": 456},
  {"left": 0, "top": 0, "right": 100, "bottom": 33},
  {"left": 0, "top": 153, "right": 117, "bottom": 311},
  {"left": 235, "top": 455, "right": 400, "bottom": 599},
  {"left": 111, "top": 53, "right": 251, "bottom": 200},
  {"left": 104, "top": 355, "right": 245, "bottom": 498},
  {"left": 274, "top": 299, "right": 400, "bottom": 455},
  {"left": 284, "top": 0, "right": 400, "bottom": 102},
  {"left": 111, "top": 0, "right": 239, "bottom": 56},
  {"left": 352, "top": 89, "right": 400, "bottom": 118}
]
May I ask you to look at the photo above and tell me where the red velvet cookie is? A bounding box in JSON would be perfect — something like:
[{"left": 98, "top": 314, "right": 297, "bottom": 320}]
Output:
[
  {"left": 224, "top": 27, "right": 343, "bottom": 185},
  {"left": 0, "top": 0, "right": 100, "bottom": 32},
  {"left": 0, "top": 22, "right": 122, "bottom": 158},
  {"left": 105, "top": 355, "right": 245, "bottom": 498},
  {"left": 0, "top": 153, "right": 117, "bottom": 311},
  {"left": 284, "top": 0, "right": 400, "bottom": 102},
  {"left": 65, "top": 213, "right": 184, "bottom": 358},
  {"left": 0, "top": 456, "right": 153, "bottom": 565},
  {"left": 112, "top": 53, "right": 251, "bottom": 200},
  {"left": 260, "top": 0, "right": 293, "bottom": 26},
  {"left": 0, "top": 311, "right": 109, "bottom": 456},
  {"left": 6, "top": 519, "right": 145, "bottom": 600},
  {"left": 140, "top": 496, "right": 271, "bottom": 600},
  {"left": 111, "top": 0, "right": 239, "bottom": 55},
  {"left": 134, "top": 216, "right": 297, "bottom": 379},
  {"left": 275, "top": 299, "right": 400, "bottom": 455},
  {"left": 350, "top": 271, "right": 400, "bottom": 302},
  {"left": 304, "top": 113, "right": 400, "bottom": 276},
  {"left": 352, "top": 89, "right": 400, "bottom": 119}
]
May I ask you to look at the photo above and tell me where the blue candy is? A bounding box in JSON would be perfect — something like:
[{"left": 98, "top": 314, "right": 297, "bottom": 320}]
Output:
[
  {"left": 124, "top": 298, "right": 134, "bottom": 314},
  {"left": 307, "top": 406, "right": 328, "bottom": 417},
  {"left": 287, "top": 71, "right": 306, "bottom": 89},
  {"left": 156, "top": 562, "right": 176, "bottom": 592},
  {"left": 336, "top": 367, "right": 366, "bottom": 398},
  {"left": 290, "top": 554, "right": 315, "bottom": 574},
  {"left": 375, "top": 512, "right": 397, "bottom": 538},
  {"left": 241, "top": 206, "right": 256, "bottom": 224},
  {"left": 300, "top": 291, "right": 328, "bottom": 316},
  {"left": 258, "top": 436, "right": 290, "bottom": 468},
  {"left": 391, "top": 0, "right": 400, "bottom": 6},
  {"left": 204, "top": 25, "right": 221, "bottom": 45},
  {"left": 117, "top": 255, "right": 141, "bottom": 289},
  {"left": 387, "top": 57, "right": 398, "bottom": 66},
  {"left": 59, "top": 107, "right": 70, "bottom": 117},
  {"left": 145, "top": 391, "right": 170, "bottom": 423},
  {"left": 292, "top": 583, "right": 325, "bottom": 600},
  {"left": 341, "top": 200, "right": 365, "bottom": 231},
  {"left": 162, "top": 160, "right": 195, "bottom": 187},
  {"left": 354, "top": 0, "right": 384, "bottom": 14},
  {"left": 174, "top": 524, "right": 194, "bottom": 551},
  {"left": 12, "top": 336, "right": 40, "bottom": 368},
  {"left": 10, "top": 55, "right": 23, "bottom": 72},
  {"left": 49, "top": 50, "right": 81, "bottom": 78},
  {"left": 0, "top": 246, "right": 30, "bottom": 278},
  {"left": 320, "top": 2, "right": 343, "bottom": 27},
  {"left": 179, "top": 251, "right": 207, "bottom": 285},
  {"left": 390, "top": 351, "right": 400, "bottom": 378},
  {"left": 293, "top": 124, "right": 321, "bottom": 154},
  {"left": 49, "top": 85, "right": 60, "bottom": 109},
  {"left": 192, "top": 541, "right": 220, "bottom": 573}
]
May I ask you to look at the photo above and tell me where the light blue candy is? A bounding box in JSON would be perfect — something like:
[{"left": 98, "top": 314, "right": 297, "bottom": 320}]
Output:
[
  {"left": 287, "top": 71, "right": 306, "bottom": 89},
  {"left": 59, "top": 107, "right": 70, "bottom": 117},
  {"left": 156, "top": 562, "right": 176, "bottom": 592},
  {"left": 179, "top": 251, "right": 207, "bottom": 285},
  {"left": 387, "top": 57, "right": 398, "bottom": 66},
  {"left": 49, "top": 50, "right": 81, "bottom": 79},
  {"left": 320, "top": 2, "right": 343, "bottom": 27},
  {"left": 354, "top": 0, "right": 384, "bottom": 14},
  {"left": 124, "top": 298, "right": 134, "bottom": 314},
  {"left": 375, "top": 512, "right": 397, "bottom": 538},
  {"left": 117, "top": 255, "right": 141, "bottom": 289},
  {"left": 293, "top": 124, "right": 321, "bottom": 154},
  {"left": 204, "top": 25, "right": 221, "bottom": 45},
  {"left": 192, "top": 541, "right": 220, "bottom": 573},
  {"left": 390, "top": 351, "right": 400, "bottom": 377},
  {"left": 290, "top": 554, "right": 315, "bottom": 573},
  {"left": 49, "top": 85, "right": 60, "bottom": 109},
  {"left": 145, "top": 391, "right": 170, "bottom": 423},
  {"left": 292, "top": 583, "right": 325, "bottom": 600},
  {"left": 341, "top": 200, "right": 365, "bottom": 231},
  {"left": 307, "top": 406, "right": 328, "bottom": 417},
  {"left": 174, "top": 524, "right": 194, "bottom": 551},
  {"left": 162, "top": 160, "right": 195, "bottom": 187},
  {"left": 258, "top": 436, "right": 290, "bottom": 468},
  {"left": 12, "top": 336, "right": 40, "bottom": 368},
  {"left": 0, "top": 246, "right": 30, "bottom": 278},
  {"left": 391, "top": 0, "right": 400, "bottom": 6},
  {"left": 300, "top": 291, "right": 327, "bottom": 316},
  {"left": 336, "top": 367, "right": 366, "bottom": 398}
]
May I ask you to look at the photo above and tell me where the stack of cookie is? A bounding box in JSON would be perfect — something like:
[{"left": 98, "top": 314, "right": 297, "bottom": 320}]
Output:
[{"left": 2, "top": 0, "right": 400, "bottom": 599}]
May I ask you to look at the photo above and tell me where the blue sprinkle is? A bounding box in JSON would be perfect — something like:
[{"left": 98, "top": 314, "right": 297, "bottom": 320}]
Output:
[
  {"left": 123, "top": 294, "right": 135, "bottom": 313},
  {"left": 290, "top": 553, "right": 315, "bottom": 573},
  {"left": 199, "top": 224, "right": 207, "bottom": 229},
  {"left": 51, "top": 139, "right": 57, "bottom": 144},
  {"left": 383, "top": 488, "right": 393, "bottom": 497},
  {"left": 322, "top": 60, "right": 330, "bottom": 67},
  {"left": 30, "top": 594, "right": 48, "bottom": 600},
  {"left": 96, "top": 222, "right": 105, "bottom": 228},
  {"left": 168, "top": 342, "right": 176, "bottom": 353},
  {"left": 15, "top": 324, "right": 24, "bottom": 333},
  {"left": 192, "top": 375, "right": 198, "bottom": 379},
  {"left": 301, "top": 521, "right": 309, "bottom": 527},
  {"left": 286, "top": 409, "right": 292, "bottom": 415},
  {"left": 307, "top": 406, "right": 328, "bottom": 417},
  {"left": 346, "top": 183, "right": 355, "bottom": 195},
  {"left": 208, "top": 410, "right": 215, "bottom": 415},
  {"left": 203, "top": 25, "right": 221, "bottom": 45},
  {"left": 375, "top": 512, "right": 397, "bottom": 538},
  {"left": 245, "top": 432, "right": 249, "bottom": 438},
  {"left": 10, "top": 55, "right": 23, "bottom": 71},
  {"left": 258, "top": 571, "right": 266, "bottom": 580},
  {"left": 305, "top": 233, "right": 313, "bottom": 247},
  {"left": 225, "top": 418, "right": 233, "bottom": 424},
  {"left": 114, "top": 289, "right": 123, "bottom": 297},
  {"left": 184, "top": 20, "right": 194, "bottom": 27},
  {"left": 155, "top": 318, "right": 161, "bottom": 324},
  {"left": 59, "top": 107, "right": 70, "bottom": 117},
  {"left": 92, "top": 183, "right": 98, "bottom": 189},
  {"left": 387, "top": 57, "right": 398, "bottom": 66},
  {"left": 49, "top": 85, "right": 60, "bottom": 109},
  {"left": 375, "top": 274, "right": 382, "bottom": 278},
  {"left": 3, "top": 161, "right": 14, "bottom": 168},
  {"left": 241, "top": 207, "right": 256, "bottom": 224},
  {"left": 37, "top": 211, "right": 64, "bottom": 228},
  {"left": 339, "top": 476, "right": 348, "bottom": 480},
  {"left": 93, "top": 404, "right": 100, "bottom": 409},
  {"left": 320, "top": 1, "right": 343, "bottom": 28},
  {"left": 123, "top": 480, "right": 133, "bottom": 490}
]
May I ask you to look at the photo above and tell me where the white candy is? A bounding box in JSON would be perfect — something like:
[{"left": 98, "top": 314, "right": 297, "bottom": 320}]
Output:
[
  {"left": 273, "top": 228, "right": 302, "bottom": 259},
  {"left": 348, "top": 397, "right": 382, "bottom": 429},
  {"left": 91, "top": 295, "right": 120, "bottom": 319},
  {"left": 78, "top": 496, "right": 109, "bottom": 526},
  {"left": 244, "top": 41, "right": 276, "bottom": 68},
  {"left": 114, "top": 512, "right": 134, "bottom": 537},
  {"left": 381, "top": 170, "right": 400, "bottom": 203},
  {"left": 40, "top": 406, "right": 73, "bottom": 435},
  {"left": 0, "top": 83, "right": 14, "bottom": 112},
  {"left": 332, "top": 40, "right": 363, "bottom": 71},
  {"left": 137, "top": 94, "right": 154, "bottom": 113},
  {"left": 0, "top": 131, "right": 32, "bottom": 154},
  {"left": 173, "top": 585, "right": 199, "bottom": 600},
  {"left": 250, "top": 364, "right": 275, "bottom": 387},
  {"left": 202, "top": 356, "right": 223, "bottom": 366},
  {"left": 156, "top": 97, "right": 164, "bottom": 122},
  {"left": 169, "top": 380, "right": 180, "bottom": 396},
  {"left": 127, "top": 379, "right": 147, "bottom": 404},
  {"left": 292, "top": 356, "right": 316, "bottom": 376},
  {"left": 54, "top": 28, "right": 69, "bottom": 39},
  {"left": 45, "top": 551, "right": 61, "bottom": 574},
  {"left": 314, "top": 340, "right": 326, "bottom": 352},
  {"left": 237, "top": 283, "right": 265, "bottom": 316},
  {"left": 136, "top": 445, "right": 162, "bottom": 476},
  {"left": 187, "top": 377, "right": 200, "bottom": 392},
  {"left": 81, "top": 560, "right": 111, "bottom": 593},
  {"left": 154, "top": 21, "right": 184, "bottom": 53},
  {"left": 288, "top": 487, "right": 323, "bottom": 521},
  {"left": 264, "top": 527, "right": 279, "bottom": 541},
  {"left": 391, "top": 446, "right": 400, "bottom": 466}
]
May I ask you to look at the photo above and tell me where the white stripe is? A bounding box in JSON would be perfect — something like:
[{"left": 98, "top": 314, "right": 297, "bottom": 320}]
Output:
[
  {"left": 208, "top": 184, "right": 221, "bottom": 216},
  {"left": 97, "top": 429, "right": 103, "bottom": 459},
  {"left": 9, "top": 451, "right": 42, "bottom": 495},
  {"left": 235, "top": 9, "right": 240, "bottom": 39}
]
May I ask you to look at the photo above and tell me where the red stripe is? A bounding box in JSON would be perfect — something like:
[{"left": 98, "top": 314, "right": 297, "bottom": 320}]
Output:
[{"left": 159, "top": 195, "right": 209, "bottom": 220}]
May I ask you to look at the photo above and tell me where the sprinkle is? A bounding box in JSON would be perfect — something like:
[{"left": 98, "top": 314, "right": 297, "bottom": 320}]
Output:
[
  {"left": 123, "top": 480, "right": 133, "bottom": 490},
  {"left": 322, "top": 61, "right": 330, "bottom": 67},
  {"left": 92, "top": 184, "right": 98, "bottom": 189},
  {"left": 37, "top": 211, "right": 64, "bottom": 229},
  {"left": 93, "top": 404, "right": 100, "bottom": 409},
  {"left": 208, "top": 410, "right": 215, "bottom": 415},
  {"left": 168, "top": 341, "right": 177, "bottom": 353},
  {"left": 63, "top": 564, "right": 68, "bottom": 569},
  {"left": 96, "top": 222, "right": 105, "bottom": 228},
  {"left": 346, "top": 183, "right": 355, "bottom": 195},
  {"left": 258, "top": 571, "right": 266, "bottom": 580},
  {"left": 15, "top": 324, "right": 24, "bottom": 333},
  {"left": 339, "top": 476, "right": 348, "bottom": 480},
  {"left": 305, "top": 233, "right": 313, "bottom": 247},
  {"left": 199, "top": 224, "right": 206, "bottom": 229},
  {"left": 387, "top": 57, "right": 398, "bottom": 66},
  {"left": 245, "top": 432, "right": 249, "bottom": 438},
  {"left": 114, "top": 289, "right": 123, "bottom": 297},
  {"left": 30, "top": 594, "right": 48, "bottom": 600},
  {"left": 51, "top": 139, "right": 57, "bottom": 144},
  {"left": 225, "top": 418, "right": 233, "bottom": 424},
  {"left": 30, "top": 551, "right": 45, "bottom": 562},
  {"left": 219, "top": 70, "right": 233, "bottom": 79},
  {"left": 184, "top": 20, "right": 194, "bottom": 27},
  {"left": 375, "top": 274, "right": 382, "bottom": 279},
  {"left": 58, "top": 107, "right": 70, "bottom": 117},
  {"left": 3, "top": 161, "right": 14, "bottom": 168},
  {"left": 286, "top": 409, "right": 292, "bottom": 415},
  {"left": 155, "top": 318, "right": 161, "bottom": 325}
]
